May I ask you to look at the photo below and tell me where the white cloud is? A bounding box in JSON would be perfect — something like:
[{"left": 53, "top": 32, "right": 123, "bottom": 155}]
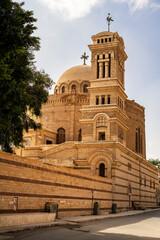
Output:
[
  {"left": 37, "top": 0, "right": 104, "bottom": 20},
  {"left": 37, "top": 0, "right": 160, "bottom": 20},
  {"left": 113, "top": 0, "right": 160, "bottom": 11}
]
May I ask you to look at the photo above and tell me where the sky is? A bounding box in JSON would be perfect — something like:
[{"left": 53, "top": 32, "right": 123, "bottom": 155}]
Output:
[{"left": 16, "top": 0, "right": 160, "bottom": 159}]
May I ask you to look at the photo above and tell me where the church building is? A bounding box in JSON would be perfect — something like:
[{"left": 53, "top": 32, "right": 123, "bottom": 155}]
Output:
[{"left": 15, "top": 21, "right": 159, "bottom": 211}]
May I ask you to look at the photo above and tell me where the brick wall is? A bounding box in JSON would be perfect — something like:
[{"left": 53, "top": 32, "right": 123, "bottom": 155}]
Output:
[{"left": 0, "top": 151, "right": 112, "bottom": 218}]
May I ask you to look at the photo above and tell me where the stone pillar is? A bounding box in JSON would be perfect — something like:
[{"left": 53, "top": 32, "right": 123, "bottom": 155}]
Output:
[
  {"left": 99, "top": 62, "right": 103, "bottom": 78},
  {"left": 105, "top": 61, "right": 109, "bottom": 78}
]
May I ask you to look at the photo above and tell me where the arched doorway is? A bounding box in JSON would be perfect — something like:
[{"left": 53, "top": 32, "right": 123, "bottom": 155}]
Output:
[
  {"left": 57, "top": 128, "right": 65, "bottom": 144},
  {"left": 99, "top": 163, "right": 105, "bottom": 177}
]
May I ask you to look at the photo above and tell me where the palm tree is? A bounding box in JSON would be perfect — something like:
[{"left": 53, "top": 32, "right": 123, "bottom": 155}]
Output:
[{"left": 148, "top": 158, "right": 160, "bottom": 169}]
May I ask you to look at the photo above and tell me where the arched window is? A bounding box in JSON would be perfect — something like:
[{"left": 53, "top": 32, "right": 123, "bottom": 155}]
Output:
[
  {"left": 96, "top": 117, "right": 107, "bottom": 128},
  {"left": 83, "top": 84, "right": 88, "bottom": 93},
  {"left": 99, "top": 163, "right": 105, "bottom": 177},
  {"left": 78, "top": 129, "right": 82, "bottom": 141},
  {"left": 135, "top": 127, "right": 143, "bottom": 154},
  {"left": 62, "top": 86, "right": 65, "bottom": 93},
  {"left": 72, "top": 85, "right": 76, "bottom": 90},
  {"left": 57, "top": 128, "right": 65, "bottom": 144}
]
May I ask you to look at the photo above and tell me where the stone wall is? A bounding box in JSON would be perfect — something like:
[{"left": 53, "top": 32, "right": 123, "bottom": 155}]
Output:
[
  {"left": 0, "top": 151, "right": 112, "bottom": 218},
  {"left": 112, "top": 148, "right": 159, "bottom": 210},
  {"left": 126, "top": 99, "right": 146, "bottom": 158}
]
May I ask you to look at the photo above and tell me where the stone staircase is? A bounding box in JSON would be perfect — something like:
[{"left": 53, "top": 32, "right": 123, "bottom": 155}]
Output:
[
  {"left": 36, "top": 142, "right": 91, "bottom": 170},
  {"left": 73, "top": 159, "right": 90, "bottom": 170}
]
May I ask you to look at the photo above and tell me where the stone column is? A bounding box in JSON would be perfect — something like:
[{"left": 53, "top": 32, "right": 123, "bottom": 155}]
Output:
[
  {"left": 99, "top": 62, "right": 103, "bottom": 78},
  {"left": 105, "top": 61, "right": 109, "bottom": 78}
]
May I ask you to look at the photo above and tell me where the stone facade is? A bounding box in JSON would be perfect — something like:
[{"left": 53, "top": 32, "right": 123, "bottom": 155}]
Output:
[{"left": 14, "top": 30, "right": 159, "bottom": 211}]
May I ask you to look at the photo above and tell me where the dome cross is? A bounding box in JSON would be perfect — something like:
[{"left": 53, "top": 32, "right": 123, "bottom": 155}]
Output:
[{"left": 81, "top": 52, "right": 89, "bottom": 65}]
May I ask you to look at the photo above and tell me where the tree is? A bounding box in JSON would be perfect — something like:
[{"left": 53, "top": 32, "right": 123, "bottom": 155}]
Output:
[
  {"left": 148, "top": 158, "right": 160, "bottom": 169},
  {"left": 0, "top": 0, "right": 53, "bottom": 153}
]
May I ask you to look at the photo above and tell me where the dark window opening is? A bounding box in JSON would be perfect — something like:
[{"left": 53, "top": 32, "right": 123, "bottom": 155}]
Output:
[
  {"left": 153, "top": 180, "right": 155, "bottom": 189},
  {"left": 135, "top": 132, "right": 138, "bottom": 152},
  {"left": 128, "top": 163, "right": 131, "bottom": 171},
  {"left": 97, "top": 55, "right": 99, "bottom": 78},
  {"left": 62, "top": 86, "right": 65, "bottom": 93},
  {"left": 103, "top": 54, "right": 105, "bottom": 59},
  {"left": 103, "top": 62, "right": 105, "bottom": 78},
  {"left": 108, "top": 54, "right": 111, "bottom": 77},
  {"left": 46, "top": 140, "right": 52, "bottom": 145},
  {"left": 138, "top": 128, "right": 140, "bottom": 153},
  {"left": 107, "top": 95, "right": 110, "bottom": 104},
  {"left": 97, "top": 39, "right": 100, "bottom": 44},
  {"left": 78, "top": 129, "right": 82, "bottom": 141},
  {"left": 140, "top": 134, "right": 142, "bottom": 154},
  {"left": 109, "top": 37, "right": 111, "bottom": 42},
  {"left": 98, "top": 132, "right": 105, "bottom": 141},
  {"left": 119, "top": 132, "right": 123, "bottom": 141},
  {"left": 83, "top": 84, "right": 88, "bottom": 93},
  {"left": 105, "top": 38, "right": 107, "bottom": 42},
  {"left": 57, "top": 128, "right": 65, "bottom": 144},
  {"left": 99, "top": 163, "right": 105, "bottom": 177},
  {"left": 144, "top": 176, "right": 146, "bottom": 187},
  {"left": 72, "top": 85, "right": 76, "bottom": 90},
  {"left": 96, "top": 96, "right": 99, "bottom": 105},
  {"left": 150, "top": 179, "right": 152, "bottom": 188},
  {"left": 135, "top": 128, "right": 143, "bottom": 154},
  {"left": 101, "top": 39, "right": 103, "bottom": 43},
  {"left": 101, "top": 96, "right": 105, "bottom": 104}
]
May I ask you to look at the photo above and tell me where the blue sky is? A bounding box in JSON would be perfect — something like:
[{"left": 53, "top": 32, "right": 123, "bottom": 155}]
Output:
[{"left": 17, "top": 0, "right": 160, "bottom": 159}]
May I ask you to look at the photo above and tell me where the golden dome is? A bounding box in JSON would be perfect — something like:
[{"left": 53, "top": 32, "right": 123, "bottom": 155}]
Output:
[{"left": 56, "top": 65, "right": 93, "bottom": 85}]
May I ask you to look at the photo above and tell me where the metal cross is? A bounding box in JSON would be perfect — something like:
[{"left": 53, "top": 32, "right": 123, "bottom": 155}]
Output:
[
  {"left": 106, "top": 13, "right": 114, "bottom": 32},
  {"left": 81, "top": 52, "right": 89, "bottom": 65}
]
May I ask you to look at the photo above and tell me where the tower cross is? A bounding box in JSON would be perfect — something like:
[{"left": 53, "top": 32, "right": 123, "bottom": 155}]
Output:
[
  {"left": 81, "top": 52, "right": 89, "bottom": 65},
  {"left": 106, "top": 13, "right": 114, "bottom": 32}
]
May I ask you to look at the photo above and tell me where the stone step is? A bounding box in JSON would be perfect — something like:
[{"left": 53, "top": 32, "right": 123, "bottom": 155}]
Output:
[
  {"left": 74, "top": 166, "right": 90, "bottom": 169},
  {"left": 74, "top": 159, "right": 89, "bottom": 166}
]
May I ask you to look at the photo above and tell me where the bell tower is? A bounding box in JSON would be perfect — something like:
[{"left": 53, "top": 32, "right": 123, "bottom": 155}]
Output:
[
  {"left": 80, "top": 22, "right": 129, "bottom": 144},
  {"left": 89, "top": 31, "right": 128, "bottom": 89}
]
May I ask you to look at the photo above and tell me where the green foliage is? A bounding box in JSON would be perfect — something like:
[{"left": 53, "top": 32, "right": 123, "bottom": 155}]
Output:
[
  {"left": 0, "top": 0, "right": 53, "bottom": 153},
  {"left": 148, "top": 158, "right": 160, "bottom": 169}
]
